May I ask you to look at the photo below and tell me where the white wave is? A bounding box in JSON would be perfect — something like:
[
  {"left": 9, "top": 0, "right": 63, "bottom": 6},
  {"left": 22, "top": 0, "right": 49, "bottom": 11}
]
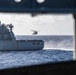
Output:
[{"left": 44, "top": 47, "right": 74, "bottom": 51}]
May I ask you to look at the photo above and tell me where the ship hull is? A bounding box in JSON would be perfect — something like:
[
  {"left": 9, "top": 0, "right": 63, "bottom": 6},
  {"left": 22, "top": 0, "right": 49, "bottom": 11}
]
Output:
[{"left": 0, "top": 40, "right": 44, "bottom": 50}]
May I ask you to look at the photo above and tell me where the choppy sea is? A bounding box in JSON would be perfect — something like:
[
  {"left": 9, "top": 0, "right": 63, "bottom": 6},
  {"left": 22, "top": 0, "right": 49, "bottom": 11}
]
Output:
[{"left": 0, "top": 35, "right": 74, "bottom": 69}]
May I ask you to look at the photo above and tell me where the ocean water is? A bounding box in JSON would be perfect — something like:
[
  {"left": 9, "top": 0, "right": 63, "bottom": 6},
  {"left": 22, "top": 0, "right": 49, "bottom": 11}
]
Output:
[
  {"left": 16, "top": 35, "right": 74, "bottom": 50},
  {"left": 0, "top": 35, "right": 73, "bottom": 69}
]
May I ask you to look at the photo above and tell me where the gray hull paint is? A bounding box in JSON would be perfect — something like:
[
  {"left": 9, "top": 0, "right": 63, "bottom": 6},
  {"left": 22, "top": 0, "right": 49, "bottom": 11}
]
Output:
[{"left": 0, "top": 40, "right": 44, "bottom": 50}]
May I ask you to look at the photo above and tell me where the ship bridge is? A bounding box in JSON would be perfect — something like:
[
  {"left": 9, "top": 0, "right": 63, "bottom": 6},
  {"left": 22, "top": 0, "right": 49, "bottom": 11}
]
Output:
[{"left": 0, "top": 22, "right": 15, "bottom": 40}]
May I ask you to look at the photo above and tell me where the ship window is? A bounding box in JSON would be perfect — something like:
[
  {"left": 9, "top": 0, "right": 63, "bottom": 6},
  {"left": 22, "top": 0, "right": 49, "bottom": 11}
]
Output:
[
  {"left": 37, "top": 42, "right": 40, "bottom": 45},
  {"left": 33, "top": 42, "right": 40, "bottom": 45},
  {"left": 35, "top": 42, "right": 39, "bottom": 45},
  {"left": 33, "top": 42, "right": 35, "bottom": 45},
  {"left": 33, "top": 42, "right": 36, "bottom": 45}
]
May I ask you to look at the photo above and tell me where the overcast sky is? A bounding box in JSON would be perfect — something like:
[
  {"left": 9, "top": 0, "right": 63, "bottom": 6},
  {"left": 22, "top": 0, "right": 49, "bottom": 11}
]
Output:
[{"left": 0, "top": 13, "right": 74, "bottom": 35}]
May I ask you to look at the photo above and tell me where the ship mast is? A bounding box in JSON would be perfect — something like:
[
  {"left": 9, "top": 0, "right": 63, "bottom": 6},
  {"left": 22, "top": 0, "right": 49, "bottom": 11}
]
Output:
[
  {"left": 7, "top": 24, "right": 16, "bottom": 40},
  {"left": 8, "top": 24, "right": 13, "bottom": 32}
]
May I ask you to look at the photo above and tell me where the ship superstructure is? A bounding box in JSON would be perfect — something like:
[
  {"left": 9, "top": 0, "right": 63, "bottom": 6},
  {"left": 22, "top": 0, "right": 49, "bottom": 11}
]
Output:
[{"left": 0, "top": 21, "right": 44, "bottom": 50}]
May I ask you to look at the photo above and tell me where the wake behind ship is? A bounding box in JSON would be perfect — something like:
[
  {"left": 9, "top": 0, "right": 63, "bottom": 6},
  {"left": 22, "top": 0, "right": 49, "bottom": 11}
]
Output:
[{"left": 0, "top": 21, "right": 44, "bottom": 50}]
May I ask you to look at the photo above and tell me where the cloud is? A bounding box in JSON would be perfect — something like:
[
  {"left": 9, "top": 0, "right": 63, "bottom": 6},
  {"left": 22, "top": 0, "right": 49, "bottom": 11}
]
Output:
[{"left": 0, "top": 13, "right": 74, "bottom": 35}]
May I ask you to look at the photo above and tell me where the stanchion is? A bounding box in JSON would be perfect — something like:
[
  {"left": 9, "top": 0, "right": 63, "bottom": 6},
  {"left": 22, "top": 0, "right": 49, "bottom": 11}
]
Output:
[{"left": 73, "top": 14, "right": 76, "bottom": 60}]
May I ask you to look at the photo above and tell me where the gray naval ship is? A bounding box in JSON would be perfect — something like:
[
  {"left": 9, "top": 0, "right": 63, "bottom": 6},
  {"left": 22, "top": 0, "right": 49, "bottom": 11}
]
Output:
[{"left": 0, "top": 21, "right": 44, "bottom": 50}]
